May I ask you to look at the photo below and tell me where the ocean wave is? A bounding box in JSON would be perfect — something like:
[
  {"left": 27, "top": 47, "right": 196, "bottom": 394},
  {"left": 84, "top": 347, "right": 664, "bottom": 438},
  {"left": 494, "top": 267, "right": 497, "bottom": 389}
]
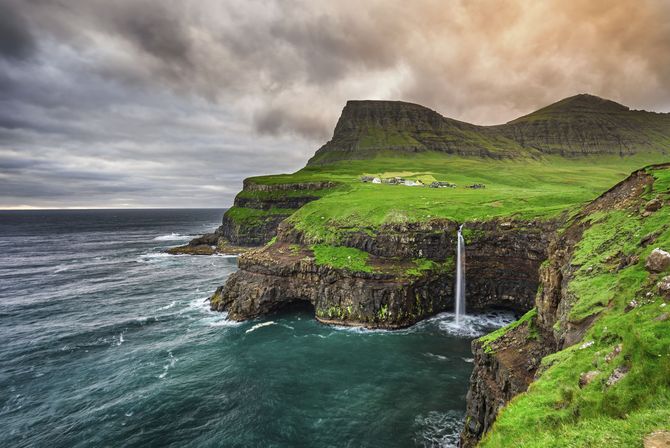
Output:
[
  {"left": 158, "top": 351, "right": 177, "bottom": 379},
  {"left": 330, "top": 325, "right": 391, "bottom": 335},
  {"left": 245, "top": 321, "right": 276, "bottom": 334},
  {"left": 153, "top": 233, "right": 190, "bottom": 241},
  {"left": 159, "top": 301, "right": 177, "bottom": 310},
  {"left": 136, "top": 252, "right": 173, "bottom": 262},
  {"left": 424, "top": 353, "right": 449, "bottom": 361},
  {"left": 413, "top": 410, "right": 464, "bottom": 448},
  {"left": 187, "top": 297, "right": 242, "bottom": 327}
]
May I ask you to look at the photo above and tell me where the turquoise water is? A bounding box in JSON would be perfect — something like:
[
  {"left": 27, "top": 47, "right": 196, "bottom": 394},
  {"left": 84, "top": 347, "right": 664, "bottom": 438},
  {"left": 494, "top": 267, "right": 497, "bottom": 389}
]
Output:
[{"left": 0, "top": 210, "right": 513, "bottom": 447}]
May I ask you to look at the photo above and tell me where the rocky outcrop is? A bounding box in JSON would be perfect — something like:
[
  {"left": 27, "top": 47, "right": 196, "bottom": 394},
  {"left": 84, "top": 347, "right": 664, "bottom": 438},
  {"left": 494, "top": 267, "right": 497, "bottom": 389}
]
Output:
[
  {"left": 461, "top": 164, "right": 666, "bottom": 446},
  {"left": 211, "top": 216, "right": 557, "bottom": 327},
  {"left": 211, "top": 242, "right": 451, "bottom": 328},
  {"left": 461, "top": 316, "right": 554, "bottom": 447},
  {"left": 168, "top": 180, "right": 337, "bottom": 253},
  {"left": 645, "top": 248, "right": 670, "bottom": 273},
  {"left": 219, "top": 181, "right": 337, "bottom": 246}
]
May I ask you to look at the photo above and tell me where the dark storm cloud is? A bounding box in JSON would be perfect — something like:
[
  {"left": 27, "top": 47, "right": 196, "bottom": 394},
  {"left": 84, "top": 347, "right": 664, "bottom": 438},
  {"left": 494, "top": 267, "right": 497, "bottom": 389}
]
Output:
[
  {"left": 0, "top": 0, "right": 669, "bottom": 208},
  {"left": 0, "top": 1, "right": 36, "bottom": 61}
]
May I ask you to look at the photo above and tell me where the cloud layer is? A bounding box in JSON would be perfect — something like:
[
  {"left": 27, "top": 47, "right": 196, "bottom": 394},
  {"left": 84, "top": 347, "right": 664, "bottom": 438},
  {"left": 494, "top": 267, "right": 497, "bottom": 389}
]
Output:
[{"left": 1, "top": 0, "right": 669, "bottom": 208}]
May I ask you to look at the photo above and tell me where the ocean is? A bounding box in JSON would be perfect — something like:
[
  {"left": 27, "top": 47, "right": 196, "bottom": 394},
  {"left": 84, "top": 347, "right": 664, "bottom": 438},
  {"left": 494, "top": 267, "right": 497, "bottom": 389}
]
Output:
[{"left": 0, "top": 209, "right": 514, "bottom": 447}]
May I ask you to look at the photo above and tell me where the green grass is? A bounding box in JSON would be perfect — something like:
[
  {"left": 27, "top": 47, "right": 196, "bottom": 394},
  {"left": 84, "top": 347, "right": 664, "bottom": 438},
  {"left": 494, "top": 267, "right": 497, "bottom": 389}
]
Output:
[
  {"left": 311, "top": 244, "right": 373, "bottom": 273},
  {"left": 278, "top": 152, "right": 667, "bottom": 243},
  {"left": 405, "top": 257, "right": 454, "bottom": 277},
  {"left": 479, "top": 308, "right": 538, "bottom": 353},
  {"left": 479, "top": 167, "right": 670, "bottom": 447}
]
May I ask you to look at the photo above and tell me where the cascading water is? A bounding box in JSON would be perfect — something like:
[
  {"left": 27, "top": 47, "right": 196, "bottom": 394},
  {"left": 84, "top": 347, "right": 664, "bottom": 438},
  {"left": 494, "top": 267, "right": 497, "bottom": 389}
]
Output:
[{"left": 454, "top": 224, "right": 466, "bottom": 325}]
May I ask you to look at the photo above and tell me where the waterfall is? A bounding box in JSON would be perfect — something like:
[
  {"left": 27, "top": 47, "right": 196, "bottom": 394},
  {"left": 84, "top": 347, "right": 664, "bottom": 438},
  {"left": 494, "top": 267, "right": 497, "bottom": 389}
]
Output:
[{"left": 454, "top": 224, "right": 466, "bottom": 324}]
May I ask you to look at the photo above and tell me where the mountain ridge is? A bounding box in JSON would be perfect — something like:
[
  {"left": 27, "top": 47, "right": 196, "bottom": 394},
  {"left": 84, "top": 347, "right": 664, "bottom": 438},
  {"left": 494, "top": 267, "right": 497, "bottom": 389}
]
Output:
[{"left": 308, "top": 94, "right": 670, "bottom": 164}]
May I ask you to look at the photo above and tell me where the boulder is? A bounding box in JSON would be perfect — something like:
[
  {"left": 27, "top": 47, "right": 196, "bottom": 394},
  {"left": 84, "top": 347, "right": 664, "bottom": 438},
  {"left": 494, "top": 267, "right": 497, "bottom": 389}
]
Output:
[
  {"left": 646, "top": 248, "right": 670, "bottom": 273},
  {"left": 605, "top": 344, "right": 623, "bottom": 363},
  {"left": 579, "top": 370, "right": 600, "bottom": 387},
  {"left": 644, "top": 197, "right": 663, "bottom": 212},
  {"left": 644, "top": 430, "right": 670, "bottom": 448},
  {"left": 606, "top": 366, "right": 630, "bottom": 387},
  {"left": 658, "top": 275, "right": 670, "bottom": 299},
  {"left": 640, "top": 231, "right": 661, "bottom": 247}
]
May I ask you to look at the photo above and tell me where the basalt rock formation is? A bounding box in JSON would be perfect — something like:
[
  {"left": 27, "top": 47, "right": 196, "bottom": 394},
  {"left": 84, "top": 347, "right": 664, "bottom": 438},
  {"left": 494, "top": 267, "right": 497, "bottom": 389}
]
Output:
[
  {"left": 169, "top": 180, "right": 337, "bottom": 253},
  {"left": 210, "top": 216, "right": 557, "bottom": 327},
  {"left": 210, "top": 241, "right": 451, "bottom": 329}
]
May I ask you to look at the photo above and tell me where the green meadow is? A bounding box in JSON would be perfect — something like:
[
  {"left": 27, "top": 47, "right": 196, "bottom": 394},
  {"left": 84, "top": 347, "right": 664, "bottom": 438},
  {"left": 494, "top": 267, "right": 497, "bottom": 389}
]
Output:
[{"left": 238, "top": 151, "right": 668, "bottom": 244}]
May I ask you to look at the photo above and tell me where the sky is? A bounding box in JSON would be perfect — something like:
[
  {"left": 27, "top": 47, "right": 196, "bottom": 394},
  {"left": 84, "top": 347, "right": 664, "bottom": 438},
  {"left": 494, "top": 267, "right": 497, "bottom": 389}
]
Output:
[{"left": 1, "top": 0, "right": 670, "bottom": 209}]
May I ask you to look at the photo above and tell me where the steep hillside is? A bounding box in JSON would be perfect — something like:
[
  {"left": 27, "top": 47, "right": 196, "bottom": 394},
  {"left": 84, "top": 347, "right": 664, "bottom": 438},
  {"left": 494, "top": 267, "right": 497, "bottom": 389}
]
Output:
[
  {"left": 462, "top": 164, "right": 670, "bottom": 447},
  {"left": 308, "top": 94, "right": 670, "bottom": 165},
  {"left": 307, "top": 100, "right": 529, "bottom": 164},
  {"left": 499, "top": 94, "right": 670, "bottom": 156}
]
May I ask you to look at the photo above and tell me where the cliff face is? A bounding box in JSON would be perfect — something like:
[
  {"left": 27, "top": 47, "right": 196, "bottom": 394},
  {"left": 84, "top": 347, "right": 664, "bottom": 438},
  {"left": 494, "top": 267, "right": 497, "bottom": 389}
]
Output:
[
  {"left": 168, "top": 180, "right": 337, "bottom": 254},
  {"left": 461, "top": 314, "right": 555, "bottom": 447},
  {"left": 460, "top": 164, "right": 667, "bottom": 447},
  {"left": 218, "top": 180, "right": 337, "bottom": 246},
  {"left": 211, "top": 242, "right": 451, "bottom": 328},
  {"left": 210, "top": 217, "right": 557, "bottom": 328}
]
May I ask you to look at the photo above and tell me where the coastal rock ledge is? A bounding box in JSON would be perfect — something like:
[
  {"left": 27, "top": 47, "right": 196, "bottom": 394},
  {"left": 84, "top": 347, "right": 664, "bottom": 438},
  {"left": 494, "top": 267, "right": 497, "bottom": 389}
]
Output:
[{"left": 210, "top": 217, "right": 556, "bottom": 329}]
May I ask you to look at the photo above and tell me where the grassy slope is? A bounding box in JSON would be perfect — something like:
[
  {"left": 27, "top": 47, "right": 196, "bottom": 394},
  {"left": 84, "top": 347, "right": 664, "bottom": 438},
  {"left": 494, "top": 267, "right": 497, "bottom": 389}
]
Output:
[
  {"left": 244, "top": 152, "right": 668, "bottom": 244},
  {"left": 480, "top": 167, "right": 670, "bottom": 447}
]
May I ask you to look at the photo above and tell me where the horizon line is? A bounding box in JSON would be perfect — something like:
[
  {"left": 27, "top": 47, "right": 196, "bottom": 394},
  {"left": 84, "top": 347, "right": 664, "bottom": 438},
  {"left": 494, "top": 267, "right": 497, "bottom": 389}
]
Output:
[{"left": 0, "top": 206, "right": 230, "bottom": 211}]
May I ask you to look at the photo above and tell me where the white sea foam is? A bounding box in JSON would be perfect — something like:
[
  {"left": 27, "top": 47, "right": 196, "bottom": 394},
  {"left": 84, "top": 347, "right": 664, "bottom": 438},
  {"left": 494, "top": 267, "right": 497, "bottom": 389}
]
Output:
[
  {"left": 159, "top": 301, "right": 177, "bottom": 310},
  {"left": 330, "top": 325, "right": 391, "bottom": 334},
  {"left": 158, "top": 351, "right": 177, "bottom": 379},
  {"left": 116, "top": 333, "right": 125, "bottom": 346},
  {"left": 187, "top": 297, "right": 242, "bottom": 327},
  {"left": 206, "top": 314, "right": 241, "bottom": 327},
  {"left": 413, "top": 410, "right": 464, "bottom": 448},
  {"left": 245, "top": 321, "right": 276, "bottom": 334},
  {"left": 429, "top": 311, "right": 517, "bottom": 338},
  {"left": 424, "top": 353, "right": 449, "bottom": 361},
  {"left": 136, "top": 252, "right": 173, "bottom": 263},
  {"left": 153, "top": 233, "right": 190, "bottom": 241},
  {"left": 53, "top": 264, "right": 71, "bottom": 273}
]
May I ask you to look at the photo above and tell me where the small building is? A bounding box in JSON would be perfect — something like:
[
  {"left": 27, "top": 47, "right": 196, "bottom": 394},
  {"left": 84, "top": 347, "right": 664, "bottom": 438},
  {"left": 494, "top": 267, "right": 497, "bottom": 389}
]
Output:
[
  {"left": 429, "top": 181, "right": 456, "bottom": 188},
  {"left": 372, "top": 177, "right": 382, "bottom": 184},
  {"left": 466, "top": 183, "right": 486, "bottom": 189},
  {"left": 360, "top": 175, "right": 375, "bottom": 183},
  {"left": 403, "top": 179, "right": 423, "bottom": 187}
]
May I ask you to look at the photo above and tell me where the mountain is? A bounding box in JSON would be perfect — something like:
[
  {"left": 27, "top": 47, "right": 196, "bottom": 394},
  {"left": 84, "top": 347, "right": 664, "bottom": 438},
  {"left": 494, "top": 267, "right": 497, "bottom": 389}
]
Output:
[{"left": 308, "top": 94, "right": 670, "bottom": 164}]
